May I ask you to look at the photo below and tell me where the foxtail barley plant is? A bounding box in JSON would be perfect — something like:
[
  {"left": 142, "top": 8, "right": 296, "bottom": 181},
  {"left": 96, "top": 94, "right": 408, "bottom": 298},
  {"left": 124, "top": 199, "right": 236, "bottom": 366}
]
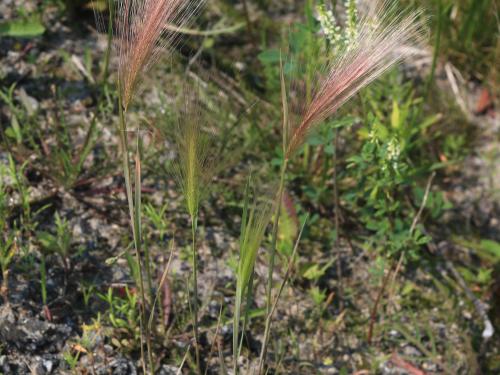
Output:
[
  {"left": 259, "top": 1, "right": 425, "bottom": 371},
  {"left": 284, "top": 2, "right": 424, "bottom": 158},
  {"left": 94, "top": 1, "right": 204, "bottom": 373},
  {"left": 172, "top": 93, "right": 220, "bottom": 373}
]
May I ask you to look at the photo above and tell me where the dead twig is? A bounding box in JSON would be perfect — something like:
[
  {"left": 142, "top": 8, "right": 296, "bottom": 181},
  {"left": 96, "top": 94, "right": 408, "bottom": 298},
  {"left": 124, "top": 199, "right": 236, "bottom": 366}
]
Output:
[
  {"left": 445, "top": 260, "right": 494, "bottom": 341},
  {"left": 390, "top": 353, "right": 427, "bottom": 375},
  {"left": 410, "top": 172, "right": 436, "bottom": 236},
  {"left": 422, "top": 232, "right": 495, "bottom": 342}
]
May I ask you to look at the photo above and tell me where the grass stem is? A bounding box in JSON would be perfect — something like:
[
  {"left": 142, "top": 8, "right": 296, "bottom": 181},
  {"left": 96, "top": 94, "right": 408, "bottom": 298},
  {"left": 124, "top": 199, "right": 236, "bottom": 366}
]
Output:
[
  {"left": 102, "top": 0, "right": 114, "bottom": 85},
  {"left": 259, "top": 158, "right": 287, "bottom": 372},
  {"left": 333, "top": 128, "right": 344, "bottom": 311},
  {"left": 424, "top": 0, "right": 443, "bottom": 101},
  {"left": 258, "top": 213, "right": 307, "bottom": 374},
  {"left": 117, "top": 90, "right": 152, "bottom": 375},
  {"left": 190, "top": 215, "right": 201, "bottom": 374}
]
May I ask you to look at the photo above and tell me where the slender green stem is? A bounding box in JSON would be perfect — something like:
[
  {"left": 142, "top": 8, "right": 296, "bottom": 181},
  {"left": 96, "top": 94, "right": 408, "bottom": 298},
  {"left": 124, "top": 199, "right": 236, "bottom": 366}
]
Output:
[
  {"left": 239, "top": 271, "right": 254, "bottom": 354},
  {"left": 233, "top": 281, "right": 241, "bottom": 374},
  {"left": 40, "top": 253, "right": 47, "bottom": 306},
  {"left": 117, "top": 91, "right": 152, "bottom": 375},
  {"left": 265, "top": 160, "right": 287, "bottom": 315},
  {"left": 424, "top": 0, "right": 443, "bottom": 101},
  {"left": 259, "top": 211, "right": 307, "bottom": 374},
  {"left": 134, "top": 136, "right": 155, "bottom": 375},
  {"left": 259, "top": 158, "right": 288, "bottom": 372},
  {"left": 233, "top": 176, "right": 251, "bottom": 375},
  {"left": 235, "top": 271, "right": 254, "bottom": 373},
  {"left": 333, "top": 128, "right": 344, "bottom": 311},
  {"left": 191, "top": 215, "right": 201, "bottom": 374},
  {"left": 137, "top": 138, "right": 154, "bottom": 307},
  {"left": 143, "top": 241, "right": 154, "bottom": 304},
  {"left": 233, "top": 272, "right": 253, "bottom": 375}
]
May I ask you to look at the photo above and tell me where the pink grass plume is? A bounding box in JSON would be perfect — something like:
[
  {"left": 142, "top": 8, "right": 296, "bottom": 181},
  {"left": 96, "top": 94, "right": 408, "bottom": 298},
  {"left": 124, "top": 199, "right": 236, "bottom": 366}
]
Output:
[
  {"left": 285, "top": 0, "right": 426, "bottom": 159},
  {"left": 95, "top": 0, "right": 204, "bottom": 110}
]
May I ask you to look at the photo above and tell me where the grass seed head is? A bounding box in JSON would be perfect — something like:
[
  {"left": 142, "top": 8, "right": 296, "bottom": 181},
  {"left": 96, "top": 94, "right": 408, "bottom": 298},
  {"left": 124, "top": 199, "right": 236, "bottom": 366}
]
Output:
[
  {"left": 95, "top": 0, "right": 204, "bottom": 110},
  {"left": 172, "top": 91, "right": 219, "bottom": 220},
  {"left": 285, "top": 0, "right": 426, "bottom": 159}
]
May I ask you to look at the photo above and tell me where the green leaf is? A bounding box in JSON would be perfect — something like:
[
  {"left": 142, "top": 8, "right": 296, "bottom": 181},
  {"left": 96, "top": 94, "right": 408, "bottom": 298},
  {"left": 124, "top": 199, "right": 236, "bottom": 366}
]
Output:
[
  {"left": 306, "top": 133, "right": 324, "bottom": 146},
  {"left": 477, "top": 268, "right": 492, "bottom": 284},
  {"left": 309, "top": 286, "right": 326, "bottom": 305},
  {"left": 419, "top": 114, "right": 441, "bottom": 131},
  {"left": 480, "top": 240, "right": 500, "bottom": 259},
  {"left": 37, "top": 231, "right": 57, "bottom": 252},
  {"left": 0, "top": 19, "right": 45, "bottom": 38},
  {"left": 10, "top": 115, "right": 22, "bottom": 144},
  {"left": 453, "top": 238, "right": 500, "bottom": 263},
  {"left": 302, "top": 259, "right": 334, "bottom": 281},
  {"left": 327, "top": 116, "right": 356, "bottom": 129},
  {"left": 258, "top": 49, "right": 281, "bottom": 64}
]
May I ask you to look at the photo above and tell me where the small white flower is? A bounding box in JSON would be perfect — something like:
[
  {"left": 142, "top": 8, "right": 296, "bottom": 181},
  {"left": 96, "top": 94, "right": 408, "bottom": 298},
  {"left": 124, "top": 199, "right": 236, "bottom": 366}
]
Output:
[
  {"left": 344, "top": 0, "right": 359, "bottom": 44},
  {"left": 387, "top": 138, "right": 401, "bottom": 160},
  {"left": 316, "top": 4, "right": 343, "bottom": 48},
  {"left": 387, "top": 137, "right": 401, "bottom": 170},
  {"left": 368, "top": 129, "right": 378, "bottom": 144}
]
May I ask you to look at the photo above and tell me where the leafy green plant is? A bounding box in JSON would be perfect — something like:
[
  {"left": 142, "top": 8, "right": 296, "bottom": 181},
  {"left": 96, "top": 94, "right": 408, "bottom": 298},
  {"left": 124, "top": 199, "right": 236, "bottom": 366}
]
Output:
[
  {"left": 80, "top": 282, "right": 96, "bottom": 308},
  {"left": 47, "top": 107, "right": 99, "bottom": 190},
  {"left": 258, "top": 2, "right": 424, "bottom": 370},
  {"left": 172, "top": 95, "right": 222, "bottom": 372},
  {"left": 0, "top": 82, "right": 100, "bottom": 192},
  {"left": 144, "top": 202, "right": 170, "bottom": 242},
  {"left": 99, "top": 287, "right": 139, "bottom": 333},
  {"left": 0, "top": 84, "right": 23, "bottom": 145},
  {"left": 345, "top": 74, "right": 444, "bottom": 260},
  {"left": 0, "top": 235, "right": 16, "bottom": 303},
  {"left": 0, "top": 164, "right": 15, "bottom": 302},
  {"left": 37, "top": 213, "right": 72, "bottom": 273},
  {"left": 62, "top": 349, "right": 81, "bottom": 372},
  {"left": 7, "top": 154, "right": 32, "bottom": 231},
  {"left": 0, "top": 18, "right": 45, "bottom": 38},
  {"left": 308, "top": 285, "right": 327, "bottom": 306}
]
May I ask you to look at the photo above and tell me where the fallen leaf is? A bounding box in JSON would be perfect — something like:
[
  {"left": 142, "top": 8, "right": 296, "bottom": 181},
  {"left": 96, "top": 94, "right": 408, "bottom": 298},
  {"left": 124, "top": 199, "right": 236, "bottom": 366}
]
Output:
[
  {"left": 390, "top": 353, "right": 427, "bottom": 375},
  {"left": 475, "top": 88, "right": 493, "bottom": 115}
]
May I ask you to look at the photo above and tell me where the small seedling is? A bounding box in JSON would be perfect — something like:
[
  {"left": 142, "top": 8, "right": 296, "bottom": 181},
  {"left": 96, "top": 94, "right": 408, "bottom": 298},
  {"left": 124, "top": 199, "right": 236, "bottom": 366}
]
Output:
[
  {"left": 144, "top": 202, "right": 170, "bottom": 242},
  {"left": 37, "top": 212, "right": 72, "bottom": 274}
]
